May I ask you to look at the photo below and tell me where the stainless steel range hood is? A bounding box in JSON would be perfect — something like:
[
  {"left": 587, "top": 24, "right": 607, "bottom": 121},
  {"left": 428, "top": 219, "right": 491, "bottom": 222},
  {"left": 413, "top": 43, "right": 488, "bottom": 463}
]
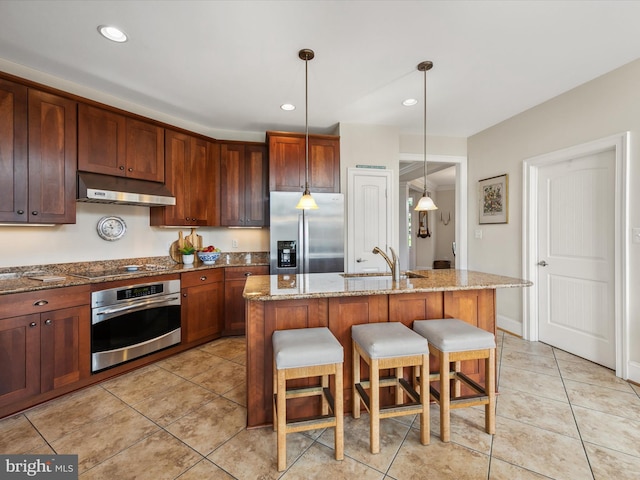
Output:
[{"left": 77, "top": 172, "right": 176, "bottom": 207}]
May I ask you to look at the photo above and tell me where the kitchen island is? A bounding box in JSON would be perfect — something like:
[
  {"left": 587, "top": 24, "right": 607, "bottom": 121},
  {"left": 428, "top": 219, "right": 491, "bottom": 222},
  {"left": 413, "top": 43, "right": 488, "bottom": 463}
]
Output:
[{"left": 243, "top": 270, "right": 531, "bottom": 428}]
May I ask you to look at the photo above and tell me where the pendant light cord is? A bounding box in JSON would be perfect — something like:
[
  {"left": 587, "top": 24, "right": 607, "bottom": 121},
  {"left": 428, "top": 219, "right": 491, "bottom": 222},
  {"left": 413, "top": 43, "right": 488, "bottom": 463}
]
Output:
[
  {"left": 305, "top": 54, "right": 310, "bottom": 193},
  {"left": 423, "top": 64, "right": 427, "bottom": 193}
]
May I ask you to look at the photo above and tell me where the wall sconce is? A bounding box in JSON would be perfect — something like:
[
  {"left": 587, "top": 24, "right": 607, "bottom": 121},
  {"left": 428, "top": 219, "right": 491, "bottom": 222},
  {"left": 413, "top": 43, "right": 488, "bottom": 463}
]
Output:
[{"left": 440, "top": 212, "right": 451, "bottom": 225}]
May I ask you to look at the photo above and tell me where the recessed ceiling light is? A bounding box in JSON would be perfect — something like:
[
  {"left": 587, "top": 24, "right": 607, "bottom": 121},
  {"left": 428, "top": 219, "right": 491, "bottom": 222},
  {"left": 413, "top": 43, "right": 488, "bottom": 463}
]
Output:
[
  {"left": 98, "top": 25, "right": 128, "bottom": 43},
  {"left": 280, "top": 104, "right": 296, "bottom": 111},
  {"left": 402, "top": 98, "right": 418, "bottom": 106}
]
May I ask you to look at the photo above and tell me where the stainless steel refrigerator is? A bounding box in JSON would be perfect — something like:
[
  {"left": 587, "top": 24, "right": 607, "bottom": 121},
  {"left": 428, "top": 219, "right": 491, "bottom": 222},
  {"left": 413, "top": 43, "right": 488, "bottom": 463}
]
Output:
[{"left": 269, "top": 191, "right": 345, "bottom": 274}]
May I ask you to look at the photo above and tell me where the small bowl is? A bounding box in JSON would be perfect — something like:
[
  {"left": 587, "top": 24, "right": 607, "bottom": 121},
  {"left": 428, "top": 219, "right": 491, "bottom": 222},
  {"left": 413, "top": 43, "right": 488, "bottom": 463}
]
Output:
[{"left": 197, "top": 251, "right": 220, "bottom": 265}]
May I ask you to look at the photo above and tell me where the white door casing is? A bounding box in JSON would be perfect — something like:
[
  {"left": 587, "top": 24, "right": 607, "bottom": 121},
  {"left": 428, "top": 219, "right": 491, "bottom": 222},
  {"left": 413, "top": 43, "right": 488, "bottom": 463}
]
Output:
[
  {"left": 523, "top": 132, "right": 629, "bottom": 378},
  {"left": 347, "top": 168, "right": 393, "bottom": 273}
]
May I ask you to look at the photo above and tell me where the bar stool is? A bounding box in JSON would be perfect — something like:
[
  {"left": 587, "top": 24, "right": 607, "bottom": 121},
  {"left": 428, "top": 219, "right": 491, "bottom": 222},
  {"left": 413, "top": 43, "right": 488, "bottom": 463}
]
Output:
[
  {"left": 272, "top": 327, "right": 344, "bottom": 471},
  {"left": 413, "top": 318, "right": 496, "bottom": 442},
  {"left": 351, "top": 322, "right": 429, "bottom": 454}
]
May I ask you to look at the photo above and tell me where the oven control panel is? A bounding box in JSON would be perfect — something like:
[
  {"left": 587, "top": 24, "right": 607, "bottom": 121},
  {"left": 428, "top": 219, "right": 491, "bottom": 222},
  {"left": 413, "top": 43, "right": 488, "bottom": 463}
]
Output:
[
  {"left": 91, "top": 279, "right": 180, "bottom": 308},
  {"left": 117, "top": 284, "right": 164, "bottom": 301}
]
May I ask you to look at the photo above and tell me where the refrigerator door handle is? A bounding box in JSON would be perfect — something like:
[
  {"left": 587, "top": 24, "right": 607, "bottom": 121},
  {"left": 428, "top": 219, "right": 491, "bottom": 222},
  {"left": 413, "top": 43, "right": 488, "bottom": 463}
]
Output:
[
  {"left": 298, "top": 213, "right": 305, "bottom": 274},
  {"left": 303, "top": 214, "right": 310, "bottom": 273}
]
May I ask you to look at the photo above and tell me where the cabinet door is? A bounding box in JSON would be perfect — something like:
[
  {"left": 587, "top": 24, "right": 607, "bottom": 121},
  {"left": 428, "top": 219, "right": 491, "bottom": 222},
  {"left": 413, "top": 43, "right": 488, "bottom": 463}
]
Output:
[
  {"left": 78, "top": 104, "right": 127, "bottom": 176},
  {"left": 27, "top": 89, "right": 77, "bottom": 224},
  {"left": 182, "top": 272, "right": 224, "bottom": 343},
  {"left": 188, "top": 137, "right": 216, "bottom": 226},
  {"left": 156, "top": 130, "right": 190, "bottom": 225},
  {"left": 0, "top": 314, "right": 40, "bottom": 407},
  {"left": 40, "top": 305, "right": 90, "bottom": 392},
  {"left": 0, "top": 79, "right": 28, "bottom": 222},
  {"left": 268, "top": 135, "right": 304, "bottom": 191},
  {"left": 224, "top": 266, "right": 269, "bottom": 335},
  {"left": 220, "top": 143, "right": 245, "bottom": 226},
  {"left": 125, "top": 118, "right": 164, "bottom": 182},
  {"left": 244, "top": 144, "right": 268, "bottom": 226},
  {"left": 309, "top": 137, "right": 340, "bottom": 192}
]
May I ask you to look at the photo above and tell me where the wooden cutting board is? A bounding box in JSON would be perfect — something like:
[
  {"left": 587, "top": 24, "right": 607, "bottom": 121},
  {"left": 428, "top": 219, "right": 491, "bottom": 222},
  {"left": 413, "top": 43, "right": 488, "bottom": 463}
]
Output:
[{"left": 169, "top": 229, "right": 202, "bottom": 263}]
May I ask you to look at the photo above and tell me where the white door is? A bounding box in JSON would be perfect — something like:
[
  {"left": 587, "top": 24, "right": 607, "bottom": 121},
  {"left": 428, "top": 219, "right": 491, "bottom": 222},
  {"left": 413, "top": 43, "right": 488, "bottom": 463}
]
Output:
[
  {"left": 537, "top": 149, "right": 616, "bottom": 368},
  {"left": 347, "top": 168, "right": 393, "bottom": 273}
]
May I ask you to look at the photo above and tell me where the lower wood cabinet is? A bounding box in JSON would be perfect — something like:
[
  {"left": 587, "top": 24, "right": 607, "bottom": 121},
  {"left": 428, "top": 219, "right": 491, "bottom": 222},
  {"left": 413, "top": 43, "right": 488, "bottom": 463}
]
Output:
[
  {"left": 0, "top": 286, "right": 90, "bottom": 409},
  {"left": 224, "top": 266, "right": 269, "bottom": 335},
  {"left": 181, "top": 269, "right": 225, "bottom": 343}
]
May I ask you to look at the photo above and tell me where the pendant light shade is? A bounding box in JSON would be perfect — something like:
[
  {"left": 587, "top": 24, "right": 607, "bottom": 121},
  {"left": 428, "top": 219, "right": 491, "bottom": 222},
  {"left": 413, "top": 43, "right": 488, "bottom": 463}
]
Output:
[
  {"left": 415, "top": 61, "right": 438, "bottom": 212},
  {"left": 295, "top": 48, "right": 319, "bottom": 210}
]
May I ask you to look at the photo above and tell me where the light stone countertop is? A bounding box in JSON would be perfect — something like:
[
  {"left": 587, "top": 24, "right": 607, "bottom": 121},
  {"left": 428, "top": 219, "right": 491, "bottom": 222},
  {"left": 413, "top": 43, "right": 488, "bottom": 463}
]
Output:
[{"left": 243, "top": 269, "right": 532, "bottom": 301}]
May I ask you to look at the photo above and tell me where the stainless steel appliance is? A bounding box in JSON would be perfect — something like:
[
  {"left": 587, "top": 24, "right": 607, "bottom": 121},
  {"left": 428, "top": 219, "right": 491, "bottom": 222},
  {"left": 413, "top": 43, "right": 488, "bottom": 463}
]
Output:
[
  {"left": 269, "top": 191, "right": 344, "bottom": 274},
  {"left": 90, "top": 278, "right": 181, "bottom": 372}
]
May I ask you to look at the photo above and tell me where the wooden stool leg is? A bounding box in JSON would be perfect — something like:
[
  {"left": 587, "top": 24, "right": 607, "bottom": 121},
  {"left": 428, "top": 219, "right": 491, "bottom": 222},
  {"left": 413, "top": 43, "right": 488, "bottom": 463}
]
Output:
[
  {"left": 335, "top": 363, "right": 344, "bottom": 461},
  {"left": 419, "top": 353, "right": 430, "bottom": 445},
  {"left": 440, "top": 351, "right": 451, "bottom": 442},
  {"left": 321, "top": 374, "right": 329, "bottom": 416},
  {"left": 352, "top": 342, "right": 361, "bottom": 419},
  {"left": 276, "top": 369, "right": 287, "bottom": 471},
  {"left": 272, "top": 359, "right": 277, "bottom": 432},
  {"left": 395, "top": 367, "right": 403, "bottom": 404},
  {"left": 486, "top": 349, "right": 496, "bottom": 435},
  {"left": 370, "top": 357, "right": 380, "bottom": 454},
  {"left": 453, "top": 360, "right": 461, "bottom": 399}
]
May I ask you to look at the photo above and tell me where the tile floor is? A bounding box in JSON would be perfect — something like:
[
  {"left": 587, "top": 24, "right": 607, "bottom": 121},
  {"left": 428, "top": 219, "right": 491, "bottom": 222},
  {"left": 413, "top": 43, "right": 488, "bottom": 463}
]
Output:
[{"left": 2, "top": 331, "right": 640, "bottom": 479}]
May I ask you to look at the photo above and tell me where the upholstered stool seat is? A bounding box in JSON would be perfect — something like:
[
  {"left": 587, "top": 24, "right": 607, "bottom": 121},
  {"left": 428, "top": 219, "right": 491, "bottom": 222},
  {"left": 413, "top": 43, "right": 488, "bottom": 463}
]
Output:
[
  {"left": 272, "top": 327, "right": 344, "bottom": 471},
  {"left": 413, "top": 318, "right": 496, "bottom": 442},
  {"left": 351, "top": 322, "right": 429, "bottom": 453}
]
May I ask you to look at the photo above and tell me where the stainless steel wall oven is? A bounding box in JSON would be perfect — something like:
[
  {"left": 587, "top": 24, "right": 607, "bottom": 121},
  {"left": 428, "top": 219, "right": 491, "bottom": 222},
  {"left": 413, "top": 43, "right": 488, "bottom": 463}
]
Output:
[{"left": 91, "top": 278, "right": 181, "bottom": 372}]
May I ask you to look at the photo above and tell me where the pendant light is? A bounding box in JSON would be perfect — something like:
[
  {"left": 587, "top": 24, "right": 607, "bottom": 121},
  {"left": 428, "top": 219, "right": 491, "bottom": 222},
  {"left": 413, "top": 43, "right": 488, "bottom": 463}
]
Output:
[
  {"left": 414, "top": 61, "right": 438, "bottom": 211},
  {"left": 295, "top": 48, "right": 319, "bottom": 210}
]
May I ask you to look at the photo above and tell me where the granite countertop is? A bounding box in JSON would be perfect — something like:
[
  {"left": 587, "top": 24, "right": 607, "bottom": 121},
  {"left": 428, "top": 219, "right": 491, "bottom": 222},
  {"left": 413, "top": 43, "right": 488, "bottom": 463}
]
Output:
[
  {"left": 243, "top": 269, "right": 532, "bottom": 301},
  {"left": 0, "top": 253, "right": 269, "bottom": 296}
]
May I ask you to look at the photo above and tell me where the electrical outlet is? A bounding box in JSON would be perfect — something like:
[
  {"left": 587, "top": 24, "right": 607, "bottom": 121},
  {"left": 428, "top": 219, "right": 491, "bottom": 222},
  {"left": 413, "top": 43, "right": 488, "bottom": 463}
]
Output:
[
  {"left": 475, "top": 229, "right": 483, "bottom": 239},
  {"left": 232, "top": 239, "right": 238, "bottom": 248}
]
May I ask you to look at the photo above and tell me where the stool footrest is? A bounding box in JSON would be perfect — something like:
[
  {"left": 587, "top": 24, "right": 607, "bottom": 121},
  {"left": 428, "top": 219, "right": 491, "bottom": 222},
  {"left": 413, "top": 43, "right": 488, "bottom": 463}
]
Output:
[
  {"left": 284, "top": 414, "right": 339, "bottom": 433},
  {"left": 284, "top": 385, "right": 328, "bottom": 400}
]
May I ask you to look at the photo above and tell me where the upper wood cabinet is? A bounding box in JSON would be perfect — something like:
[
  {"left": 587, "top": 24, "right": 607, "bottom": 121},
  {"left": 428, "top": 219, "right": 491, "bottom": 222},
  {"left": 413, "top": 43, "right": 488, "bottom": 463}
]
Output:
[
  {"left": 267, "top": 131, "right": 340, "bottom": 193},
  {"left": 0, "top": 78, "right": 76, "bottom": 224},
  {"left": 220, "top": 141, "right": 268, "bottom": 226},
  {"left": 78, "top": 103, "right": 164, "bottom": 182},
  {"left": 150, "top": 130, "right": 220, "bottom": 226}
]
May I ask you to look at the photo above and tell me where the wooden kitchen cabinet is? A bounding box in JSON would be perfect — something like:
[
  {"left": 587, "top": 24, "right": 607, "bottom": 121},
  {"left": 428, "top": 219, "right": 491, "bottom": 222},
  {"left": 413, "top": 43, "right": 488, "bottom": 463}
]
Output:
[
  {"left": 267, "top": 131, "right": 340, "bottom": 193},
  {"left": 78, "top": 103, "right": 164, "bottom": 182},
  {"left": 150, "top": 130, "right": 220, "bottom": 226},
  {"left": 223, "top": 265, "right": 269, "bottom": 335},
  {"left": 0, "top": 78, "right": 77, "bottom": 223},
  {"left": 0, "top": 286, "right": 90, "bottom": 409},
  {"left": 181, "top": 269, "right": 224, "bottom": 343},
  {"left": 219, "top": 141, "right": 268, "bottom": 226}
]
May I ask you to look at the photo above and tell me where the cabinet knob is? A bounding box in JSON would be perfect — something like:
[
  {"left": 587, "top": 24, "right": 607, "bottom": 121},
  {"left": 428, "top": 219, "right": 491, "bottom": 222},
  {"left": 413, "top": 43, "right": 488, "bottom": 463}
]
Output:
[
  {"left": 44, "top": 319, "right": 52, "bottom": 326},
  {"left": 200, "top": 276, "right": 207, "bottom": 281},
  {"left": 244, "top": 272, "right": 252, "bottom": 277},
  {"left": 17, "top": 210, "right": 24, "bottom": 215},
  {"left": 182, "top": 293, "right": 187, "bottom": 297},
  {"left": 128, "top": 168, "right": 133, "bottom": 172},
  {"left": 119, "top": 166, "right": 125, "bottom": 170},
  {"left": 29, "top": 322, "right": 37, "bottom": 328},
  {"left": 33, "top": 299, "right": 49, "bottom": 307},
  {"left": 31, "top": 211, "right": 38, "bottom": 216}
]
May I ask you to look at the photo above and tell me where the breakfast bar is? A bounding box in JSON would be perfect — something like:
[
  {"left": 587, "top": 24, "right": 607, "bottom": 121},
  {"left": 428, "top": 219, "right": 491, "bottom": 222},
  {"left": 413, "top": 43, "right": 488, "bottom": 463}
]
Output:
[{"left": 243, "top": 270, "right": 531, "bottom": 428}]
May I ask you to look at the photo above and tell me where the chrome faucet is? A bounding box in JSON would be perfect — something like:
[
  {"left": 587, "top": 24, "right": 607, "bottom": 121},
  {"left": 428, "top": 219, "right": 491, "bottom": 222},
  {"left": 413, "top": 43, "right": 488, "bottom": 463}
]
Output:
[{"left": 372, "top": 246, "right": 400, "bottom": 281}]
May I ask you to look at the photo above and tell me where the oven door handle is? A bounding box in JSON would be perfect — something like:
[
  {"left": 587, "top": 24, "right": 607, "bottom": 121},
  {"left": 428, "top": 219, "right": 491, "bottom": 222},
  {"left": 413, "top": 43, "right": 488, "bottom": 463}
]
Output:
[{"left": 94, "top": 296, "right": 180, "bottom": 322}]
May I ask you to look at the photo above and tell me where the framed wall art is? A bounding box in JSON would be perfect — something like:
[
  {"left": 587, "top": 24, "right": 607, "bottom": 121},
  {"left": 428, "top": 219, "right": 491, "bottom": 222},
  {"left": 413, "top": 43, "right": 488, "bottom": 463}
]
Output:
[{"left": 479, "top": 174, "right": 508, "bottom": 224}]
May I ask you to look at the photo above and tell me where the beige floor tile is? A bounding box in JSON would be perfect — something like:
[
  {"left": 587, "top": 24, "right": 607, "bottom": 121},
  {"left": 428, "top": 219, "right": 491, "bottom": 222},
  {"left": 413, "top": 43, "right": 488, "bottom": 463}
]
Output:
[
  {"left": 0, "top": 414, "right": 47, "bottom": 454},
  {"left": 584, "top": 442, "right": 640, "bottom": 480},
  {"left": 499, "top": 349, "right": 560, "bottom": 376},
  {"left": 283, "top": 442, "right": 384, "bottom": 480},
  {"left": 496, "top": 387, "right": 579, "bottom": 438},
  {"left": 165, "top": 396, "right": 246, "bottom": 455},
  {"left": 51, "top": 405, "right": 160, "bottom": 473},
  {"left": 489, "top": 458, "right": 552, "bottom": 479},
  {"left": 155, "top": 347, "right": 217, "bottom": 380},
  {"left": 208, "top": 426, "right": 313, "bottom": 478},
  {"left": 573, "top": 404, "right": 640, "bottom": 457},
  {"left": 318, "top": 413, "right": 411, "bottom": 472},
  {"left": 222, "top": 381, "right": 247, "bottom": 407},
  {"left": 428, "top": 404, "right": 494, "bottom": 454},
  {"left": 557, "top": 360, "right": 634, "bottom": 393},
  {"left": 190, "top": 356, "right": 246, "bottom": 395},
  {"left": 388, "top": 428, "right": 489, "bottom": 480},
  {"left": 25, "top": 385, "right": 126, "bottom": 442},
  {"left": 79, "top": 430, "right": 202, "bottom": 480},
  {"left": 564, "top": 378, "right": 640, "bottom": 421},
  {"left": 230, "top": 352, "right": 247, "bottom": 365},
  {"left": 132, "top": 379, "right": 218, "bottom": 426},
  {"left": 632, "top": 382, "right": 640, "bottom": 395},
  {"left": 177, "top": 459, "right": 235, "bottom": 479},
  {"left": 200, "top": 336, "right": 246, "bottom": 360},
  {"left": 498, "top": 365, "right": 568, "bottom": 402},
  {"left": 101, "top": 364, "right": 183, "bottom": 405},
  {"left": 492, "top": 416, "right": 592, "bottom": 480},
  {"left": 553, "top": 347, "right": 598, "bottom": 366},
  {"left": 502, "top": 334, "right": 554, "bottom": 357}
]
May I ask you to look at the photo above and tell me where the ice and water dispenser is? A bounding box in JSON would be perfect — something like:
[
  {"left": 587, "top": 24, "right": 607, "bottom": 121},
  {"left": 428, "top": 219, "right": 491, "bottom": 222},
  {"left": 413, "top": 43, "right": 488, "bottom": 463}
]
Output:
[{"left": 277, "top": 240, "right": 297, "bottom": 268}]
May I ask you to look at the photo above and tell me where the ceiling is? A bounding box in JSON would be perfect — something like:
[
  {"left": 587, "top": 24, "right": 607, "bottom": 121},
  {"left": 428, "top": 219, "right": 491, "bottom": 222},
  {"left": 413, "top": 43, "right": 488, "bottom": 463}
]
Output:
[{"left": 1, "top": 1, "right": 639, "bottom": 143}]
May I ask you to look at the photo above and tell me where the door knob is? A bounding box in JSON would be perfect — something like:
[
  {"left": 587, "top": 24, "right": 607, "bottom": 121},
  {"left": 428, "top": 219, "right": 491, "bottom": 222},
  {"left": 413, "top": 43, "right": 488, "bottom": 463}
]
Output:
[
  {"left": 537, "top": 260, "right": 548, "bottom": 267},
  {"left": 356, "top": 258, "right": 367, "bottom": 263}
]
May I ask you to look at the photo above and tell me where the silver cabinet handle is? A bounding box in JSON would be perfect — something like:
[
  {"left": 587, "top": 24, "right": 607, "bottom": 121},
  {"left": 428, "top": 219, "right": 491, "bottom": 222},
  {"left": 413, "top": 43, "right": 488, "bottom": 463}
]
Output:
[
  {"left": 33, "top": 299, "right": 49, "bottom": 307},
  {"left": 44, "top": 319, "right": 52, "bottom": 325},
  {"left": 537, "top": 260, "right": 548, "bottom": 267}
]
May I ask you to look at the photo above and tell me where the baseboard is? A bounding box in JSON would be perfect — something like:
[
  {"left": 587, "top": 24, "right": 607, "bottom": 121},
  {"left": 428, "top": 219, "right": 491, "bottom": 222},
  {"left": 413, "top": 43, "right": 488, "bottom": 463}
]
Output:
[
  {"left": 626, "top": 360, "right": 640, "bottom": 384},
  {"left": 497, "top": 314, "right": 522, "bottom": 337}
]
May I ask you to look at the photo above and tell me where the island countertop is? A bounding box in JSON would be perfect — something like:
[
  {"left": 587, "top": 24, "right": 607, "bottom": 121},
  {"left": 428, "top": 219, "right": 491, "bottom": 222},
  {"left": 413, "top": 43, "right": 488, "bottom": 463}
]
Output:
[{"left": 243, "top": 269, "right": 532, "bottom": 301}]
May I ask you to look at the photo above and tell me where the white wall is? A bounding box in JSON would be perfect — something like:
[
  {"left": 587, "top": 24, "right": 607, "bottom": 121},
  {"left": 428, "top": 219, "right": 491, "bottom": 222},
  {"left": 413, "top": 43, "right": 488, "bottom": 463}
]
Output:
[
  {"left": 467, "top": 58, "right": 640, "bottom": 380},
  {"left": 434, "top": 188, "right": 455, "bottom": 266}
]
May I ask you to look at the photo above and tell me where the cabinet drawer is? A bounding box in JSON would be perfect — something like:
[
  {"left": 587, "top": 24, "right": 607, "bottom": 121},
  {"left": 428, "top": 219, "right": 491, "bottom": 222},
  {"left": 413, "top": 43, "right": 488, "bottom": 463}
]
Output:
[
  {"left": 181, "top": 268, "right": 224, "bottom": 288},
  {"left": 224, "top": 266, "right": 269, "bottom": 280},
  {"left": 0, "top": 285, "right": 90, "bottom": 319}
]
